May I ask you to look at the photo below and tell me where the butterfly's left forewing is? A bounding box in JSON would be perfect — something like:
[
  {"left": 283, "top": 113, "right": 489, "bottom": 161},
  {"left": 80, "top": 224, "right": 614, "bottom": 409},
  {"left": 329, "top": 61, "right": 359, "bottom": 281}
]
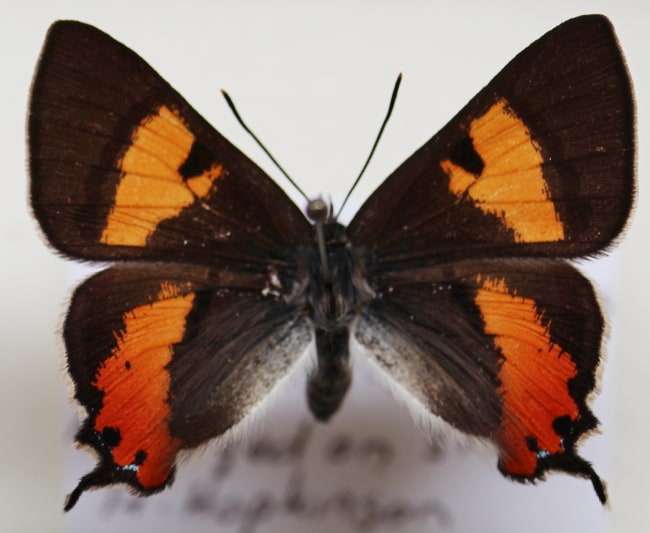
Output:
[{"left": 30, "top": 21, "right": 312, "bottom": 266}]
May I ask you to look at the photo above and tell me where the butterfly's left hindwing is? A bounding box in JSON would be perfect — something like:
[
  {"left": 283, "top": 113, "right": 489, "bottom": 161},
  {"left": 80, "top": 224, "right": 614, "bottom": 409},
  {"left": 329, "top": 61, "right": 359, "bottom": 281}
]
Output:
[{"left": 63, "top": 265, "right": 310, "bottom": 510}]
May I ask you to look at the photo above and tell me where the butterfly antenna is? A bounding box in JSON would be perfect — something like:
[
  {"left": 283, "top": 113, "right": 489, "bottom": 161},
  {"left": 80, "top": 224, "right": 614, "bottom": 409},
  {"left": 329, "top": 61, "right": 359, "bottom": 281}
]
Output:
[
  {"left": 221, "top": 90, "right": 310, "bottom": 202},
  {"left": 336, "top": 73, "right": 402, "bottom": 219}
]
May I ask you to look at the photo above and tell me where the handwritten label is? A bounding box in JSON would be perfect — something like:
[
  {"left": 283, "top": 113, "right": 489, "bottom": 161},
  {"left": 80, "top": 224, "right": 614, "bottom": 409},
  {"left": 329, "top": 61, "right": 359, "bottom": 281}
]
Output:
[{"left": 71, "top": 421, "right": 451, "bottom": 533}]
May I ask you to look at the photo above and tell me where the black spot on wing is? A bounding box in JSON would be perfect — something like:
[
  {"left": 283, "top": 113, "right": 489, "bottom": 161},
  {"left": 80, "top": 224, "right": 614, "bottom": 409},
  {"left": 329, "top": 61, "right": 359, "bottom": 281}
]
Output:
[
  {"left": 449, "top": 135, "right": 484, "bottom": 175},
  {"left": 178, "top": 141, "right": 216, "bottom": 179}
]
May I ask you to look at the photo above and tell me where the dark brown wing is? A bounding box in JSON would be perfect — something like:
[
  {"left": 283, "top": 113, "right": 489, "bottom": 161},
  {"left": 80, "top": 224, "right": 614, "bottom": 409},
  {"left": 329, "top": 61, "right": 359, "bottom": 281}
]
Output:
[
  {"left": 30, "top": 21, "right": 312, "bottom": 267},
  {"left": 63, "top": 264, "right": 311, "bottom": 510},
  {"left": 355, "top": 258, "right": 606, "bottom": 502},
  {"left": 349, "top": 15, "right": 633, "bottom": 269}
]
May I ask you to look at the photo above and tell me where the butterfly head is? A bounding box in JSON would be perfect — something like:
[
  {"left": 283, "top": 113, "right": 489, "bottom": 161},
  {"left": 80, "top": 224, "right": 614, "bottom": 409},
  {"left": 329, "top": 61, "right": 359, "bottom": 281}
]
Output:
[{"left": 306, "top": 197, "right": 334, "bottom": 225}]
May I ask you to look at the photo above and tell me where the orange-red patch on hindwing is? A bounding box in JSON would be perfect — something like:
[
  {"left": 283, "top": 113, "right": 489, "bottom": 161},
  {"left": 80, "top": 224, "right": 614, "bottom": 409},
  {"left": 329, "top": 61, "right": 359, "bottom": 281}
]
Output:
[
  {"left": 92, "top": 282, "right": 195, "bottom": 488},
  {"left": 474, "top": 275, "right": 580, "bottom": 476},
  {"left": 101, "top": 105, "right": 224, "bottom": 246}
]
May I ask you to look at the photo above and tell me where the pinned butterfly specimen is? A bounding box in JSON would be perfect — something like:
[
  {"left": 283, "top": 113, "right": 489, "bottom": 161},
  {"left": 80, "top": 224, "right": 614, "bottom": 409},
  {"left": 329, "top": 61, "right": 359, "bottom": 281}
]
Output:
[{"left": 29, "top": 15, "right": 633, "bottom": 510}]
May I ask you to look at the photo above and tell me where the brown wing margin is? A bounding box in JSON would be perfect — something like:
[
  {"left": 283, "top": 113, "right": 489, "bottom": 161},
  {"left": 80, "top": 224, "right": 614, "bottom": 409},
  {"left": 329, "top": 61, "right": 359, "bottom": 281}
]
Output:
[
  {"left": 29, "top": 21, "right": 311, "bottom": 266},
  {"left": 349, "top": 15, "right": 634, "bottom": 268}
]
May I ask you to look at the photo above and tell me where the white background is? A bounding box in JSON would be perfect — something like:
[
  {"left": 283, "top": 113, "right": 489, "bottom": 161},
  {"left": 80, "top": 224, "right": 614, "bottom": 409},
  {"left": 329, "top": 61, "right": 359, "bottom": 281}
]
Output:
[{"left": 2, "top": 1, "right": 648, "bottom": 531}]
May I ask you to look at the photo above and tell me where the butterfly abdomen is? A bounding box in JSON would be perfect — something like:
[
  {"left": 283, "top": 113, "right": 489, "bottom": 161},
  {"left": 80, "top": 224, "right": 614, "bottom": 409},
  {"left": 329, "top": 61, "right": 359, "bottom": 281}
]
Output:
[{"left": 308, "top": 326, "right": 352, "bottom": 420}]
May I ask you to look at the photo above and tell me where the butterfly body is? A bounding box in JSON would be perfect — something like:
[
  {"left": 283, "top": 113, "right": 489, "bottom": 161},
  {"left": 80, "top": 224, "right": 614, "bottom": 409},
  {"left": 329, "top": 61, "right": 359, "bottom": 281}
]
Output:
[
  {"left": 301, "top": 216, "right": 358, "bottom": 420},
  {"left": 29, "top": 15, "right": 633, "bottom": 510}
]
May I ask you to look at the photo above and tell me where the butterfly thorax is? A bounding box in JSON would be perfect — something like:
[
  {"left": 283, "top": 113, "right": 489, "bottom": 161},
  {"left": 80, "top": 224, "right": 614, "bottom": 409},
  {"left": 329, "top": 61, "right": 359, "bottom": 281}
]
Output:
[{"left": 306, "top": 221, "right": 357, "bottom": 326}]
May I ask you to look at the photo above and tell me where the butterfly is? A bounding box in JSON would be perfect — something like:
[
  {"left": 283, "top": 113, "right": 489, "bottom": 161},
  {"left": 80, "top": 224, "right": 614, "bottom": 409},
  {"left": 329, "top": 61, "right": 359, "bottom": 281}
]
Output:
[{"left": 29, "top": 15, "right": 633, "bottom": 510}]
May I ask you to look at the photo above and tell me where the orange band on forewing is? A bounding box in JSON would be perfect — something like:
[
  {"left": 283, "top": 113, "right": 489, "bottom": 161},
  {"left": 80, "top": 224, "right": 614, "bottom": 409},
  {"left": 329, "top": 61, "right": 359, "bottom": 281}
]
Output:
[
  {"left": 440, "top": 99, "right": 565, "bottom": 243},
  {"left": 93, "top": 283, "right": 194, "bottom": 487},
  {"left": 474, "top": 276, "right": 579, "bottom": 476},
  {"left": 101, "top": 106, "right": 223, "bottom": 246}
]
